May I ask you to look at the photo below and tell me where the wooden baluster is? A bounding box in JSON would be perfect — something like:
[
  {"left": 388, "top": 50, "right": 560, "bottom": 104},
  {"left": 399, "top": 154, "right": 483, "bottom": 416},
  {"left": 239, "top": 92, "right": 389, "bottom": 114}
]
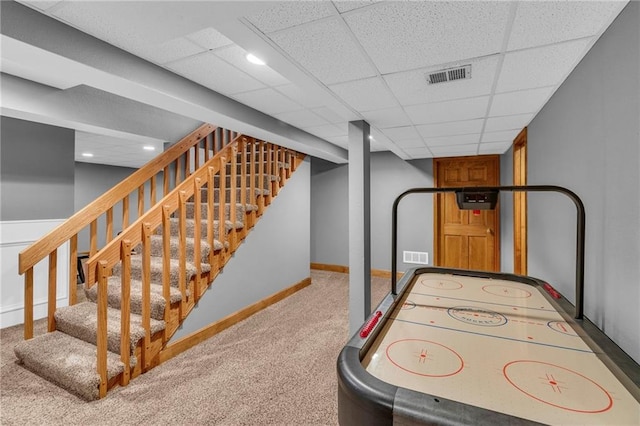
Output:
[
  {"left": 163, "top": 166, "right": 170, "bottom": 196},
  {"left": 138, "top": 185, "right": 144, "bottom": 218},
  {"left": 278, "top": 146, "right": 286, "bottom": 185},
  {"left": 249, "top": 139, "right": 257, "bottom": 222},
  {"left": 229, "top": 145, "right": 238, "bottom": 250},
  {"left": 259, "top": 142, "right": 268, "bottom": 210},
  {"left": 120, "top": 239, "right": 131, "bottom": 386},
  {"left": 239, "top": 139, "right": 247, "bottom": 239},
  {"left": 69, "top": 234, "right": 78, "bottom": 306},
  {"left": 90, "top": 220, "right": 98, "bottom": 256},
  {"left": 185, "top": 150, "right": 191, "bottom": 179},
  {"left": 24, "top": 267, "right": 34, "bottom": 339},
  {"left": 207, "top": 167, "right": 216, "bottom": 270},
  {"left": 48, "top": 250, "right": 57, "bottom": 332},
  {"left": 122, "top": 195, "right": 130, "bottom": 229},
  {"left": 285, "top": 149, "right": 292, "bottom": 179},
  {"left": 218, "top": 157, "right": 227, "bottom": 264},
  {"left": 265, "top": 143, "right": 273, "bottom": 205},
  {"left": 106, "top": 207, "right": 113, "bottom": 244},
  {"left": 174, "top": 158, "right": 181, "bottom": 186},
  {"left": 193, "top": 178, "right": 202, "bottom": 297},
  {"left": 150, "top": 175, "right": 157, "bottom": 206},
  {"left": 97, "top": 260, "right": 109, "bottom": 398},
  {"left": 194, "top": 140, "right": 200, "bottom": 171},
  {"left": 178, "top": 191, "right": 188, "bottom": 316},
  {"left": 162, "top": 206, "right": 171, "bottom": 323},
  {"left": 141, "top": 223, "right": 152, "bottom": 370},
  {"left": 204, "top": 133, "right": 210, "bottom": 163},
  {"left": 271, "top": 144, "right": 280, "bottom": 196}
]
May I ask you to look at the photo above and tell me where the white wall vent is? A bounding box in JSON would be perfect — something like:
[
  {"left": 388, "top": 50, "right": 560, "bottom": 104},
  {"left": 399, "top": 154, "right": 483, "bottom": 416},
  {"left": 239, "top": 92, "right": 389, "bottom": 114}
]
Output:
[
  {"left": 426, "top": 65, "right": 471, "bottom": 85},
  {"left": 403, "top": 251, "right": 429, "bottom": 265}
]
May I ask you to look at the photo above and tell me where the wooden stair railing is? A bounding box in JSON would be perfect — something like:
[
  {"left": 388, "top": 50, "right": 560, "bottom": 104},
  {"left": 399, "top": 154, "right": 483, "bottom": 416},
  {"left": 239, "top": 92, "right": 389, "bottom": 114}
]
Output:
[
  {"left": 17, "top": 120, "right": 304, "bottom": 399},
  {"left": 18, "top": 123, "right": 238, "bottom": 340},
  {"left": 85, "top": 135, "right": 301, "bottom": 397}
]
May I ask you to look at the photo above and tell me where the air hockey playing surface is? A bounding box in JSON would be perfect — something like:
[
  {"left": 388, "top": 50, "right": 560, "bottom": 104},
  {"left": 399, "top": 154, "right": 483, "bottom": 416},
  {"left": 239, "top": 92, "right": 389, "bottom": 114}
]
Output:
[{"left": 338, "top": 268, "right": 640, "bottom": 425}]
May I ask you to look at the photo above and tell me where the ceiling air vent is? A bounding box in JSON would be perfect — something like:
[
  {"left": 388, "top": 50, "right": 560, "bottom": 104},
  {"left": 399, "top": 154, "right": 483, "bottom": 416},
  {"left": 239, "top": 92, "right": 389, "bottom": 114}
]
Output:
[{"left": 426, "top": 65, "right": 472, "bottom": 85}]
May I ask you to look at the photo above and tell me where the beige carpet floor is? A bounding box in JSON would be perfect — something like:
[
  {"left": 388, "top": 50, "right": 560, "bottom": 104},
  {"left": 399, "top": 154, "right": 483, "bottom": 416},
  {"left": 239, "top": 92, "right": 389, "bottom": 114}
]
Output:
[{"left": 0, "top": 270, "right": 389, "bottom": 425}]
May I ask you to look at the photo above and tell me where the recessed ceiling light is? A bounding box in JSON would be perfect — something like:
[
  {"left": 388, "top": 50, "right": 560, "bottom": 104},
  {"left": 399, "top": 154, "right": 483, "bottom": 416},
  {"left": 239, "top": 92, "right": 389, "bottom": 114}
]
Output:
[
  {"left": 81, "top": 152, "right": 94, "bottom": 157},
  {"left": 246, "top": 53, "right": 266, "bottom": 65},
  {"left": 143, "top": 145, "right": 155, "bottom": 151}
]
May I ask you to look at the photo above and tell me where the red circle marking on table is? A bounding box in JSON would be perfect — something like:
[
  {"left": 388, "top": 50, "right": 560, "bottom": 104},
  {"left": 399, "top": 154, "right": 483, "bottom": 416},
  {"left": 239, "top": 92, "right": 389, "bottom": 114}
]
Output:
[
  {"left": 386, "top": 339, "right": 464, "bottom": 378},
  {"left": 503, "top": 360, "right": 613, "bottom": 413},
  {"left": 482, "top": 284, "right": 532, "bottom": 298},
  {"left": 420, "top": 278, "right": 463, "bottom": 290}
]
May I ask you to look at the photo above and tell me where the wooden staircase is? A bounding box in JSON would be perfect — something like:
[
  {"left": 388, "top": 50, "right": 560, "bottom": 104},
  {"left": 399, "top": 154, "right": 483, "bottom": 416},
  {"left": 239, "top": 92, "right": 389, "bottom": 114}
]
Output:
[{"left": 14, "top": 124, "right": 305, "bottom": 400}]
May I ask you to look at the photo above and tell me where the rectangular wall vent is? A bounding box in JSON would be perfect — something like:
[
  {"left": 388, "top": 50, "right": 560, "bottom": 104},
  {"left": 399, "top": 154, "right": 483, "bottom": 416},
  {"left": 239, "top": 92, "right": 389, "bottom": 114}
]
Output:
[
  {"left": 426, "top": 65, "right": 471, "bottom": 85},
  {"left": 403, "top": 251, "right": 429, "bottom": 265}
]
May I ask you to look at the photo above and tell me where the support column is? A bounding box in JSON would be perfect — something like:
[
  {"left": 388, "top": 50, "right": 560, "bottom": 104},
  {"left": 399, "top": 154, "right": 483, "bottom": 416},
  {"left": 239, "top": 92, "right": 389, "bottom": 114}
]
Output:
[{"left": 348, "top": 120, "right": 371, "bottom": 337}]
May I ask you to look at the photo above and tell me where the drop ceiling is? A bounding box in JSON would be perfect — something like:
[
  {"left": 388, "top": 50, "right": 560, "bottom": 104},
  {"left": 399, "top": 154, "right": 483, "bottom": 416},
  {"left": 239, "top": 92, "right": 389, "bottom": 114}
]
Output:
[{"left": 0, "top": 0, "right": 629, "bottom": 167}]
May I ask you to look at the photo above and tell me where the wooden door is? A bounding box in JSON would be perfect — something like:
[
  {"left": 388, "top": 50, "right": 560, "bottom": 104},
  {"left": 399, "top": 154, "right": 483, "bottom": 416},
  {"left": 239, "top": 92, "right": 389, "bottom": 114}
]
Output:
[
  {"left": 513, "top": 128, "right": 528, "bottom": 275},
  {"left": 434, "top": 156, "right": 500, "bottom": 271}
]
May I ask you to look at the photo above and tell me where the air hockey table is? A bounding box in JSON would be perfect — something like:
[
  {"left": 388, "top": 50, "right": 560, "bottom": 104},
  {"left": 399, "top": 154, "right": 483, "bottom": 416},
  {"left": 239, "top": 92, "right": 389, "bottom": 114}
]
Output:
[{"left": 337, "top": 187, "right": 640, "bottom": 425}]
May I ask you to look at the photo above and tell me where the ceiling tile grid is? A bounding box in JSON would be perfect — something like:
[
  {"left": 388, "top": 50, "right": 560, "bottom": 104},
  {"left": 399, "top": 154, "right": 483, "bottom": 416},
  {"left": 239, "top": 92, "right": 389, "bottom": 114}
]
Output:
[
  {"left": 13, "top": 0, "right": 629, "bottom": 164},
  {"left": 268, "top": 18, "right": 378, "bottom": 85},
  {"left": 342, "top": 1, "right": 512, "bottom": 74}
]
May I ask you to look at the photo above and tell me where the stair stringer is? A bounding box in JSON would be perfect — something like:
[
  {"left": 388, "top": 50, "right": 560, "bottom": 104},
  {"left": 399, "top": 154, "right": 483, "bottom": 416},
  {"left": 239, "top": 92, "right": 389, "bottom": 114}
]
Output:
[{"left": 168, "top": 158, "right": 311, "bottom": 342}]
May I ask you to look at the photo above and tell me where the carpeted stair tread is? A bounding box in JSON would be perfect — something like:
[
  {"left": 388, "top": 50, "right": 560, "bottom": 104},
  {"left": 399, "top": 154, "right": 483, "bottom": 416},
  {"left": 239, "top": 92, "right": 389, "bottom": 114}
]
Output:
[
  {"left": 202, "top": 187, "right": 270, "bottom": 202},
  {"left": 184, "top": 202, "right": 257, "bottom": 221},
  {"left": 55, "top": 301, "right": 165, "bottom": 355},
  {"left": 148, "top": 234, "right": 212, "bottom": 264},
  {"left": 84, "top": 276, "right": 183, "bottom": 321},
  {"left": 14, "top": 331, "right": 125, "bottom": 401},
  {"left": 112, "top": 254, "right": 211, "bottom": 289},
  {"left": 161, "top": 218, "right": 240, "bottom": 241}
]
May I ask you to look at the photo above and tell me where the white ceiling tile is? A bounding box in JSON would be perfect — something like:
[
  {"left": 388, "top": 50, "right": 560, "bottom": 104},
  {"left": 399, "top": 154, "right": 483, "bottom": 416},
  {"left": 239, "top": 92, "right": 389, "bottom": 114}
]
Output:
[
  {"left": 247, "top": 2, "right": 337, "bottom": 34},
  {"left": 403, "top": 146, "right": 433, "bottom": 158},
  {"left": 311, "top": 106, "right": 347, "bottom": 124},
  {"left": 275, "top": 84, "right": 326, "bottom": 109},
  {"left": 508, "top": 2, "right": 627, "bottom": 51},
  {"left": 490, "top": 87, "right": 555, "bottom": 117},
  {"left": 185, "top": 27, "right": 233, "bottom": 50},
  {"left": 406, "top": 96, "right": 489, "bottom": 126},
  {"left": 270, "top": 18, "right": 377, "bottom": 84},
  {"left": 214, "top": 45, "right": 290, "bottom": 87},
  {"left": 381, "top": 126, "right": 420, "bottom": 141},
  {"left": 424, "top": 134, "right": 481, "bottom": 147},
  {"left": 497, "top": 39, "right": 591, "bottom": 92},
  {"left": 333, "top": 1, "right": 381, "bottom": 14},
  {"left": 329, "top": 77, "right": 398, "bottom": 112},
  {"left": 384, "top": 56, "right": 500, "bottom": 106},
  {"left": 430, "top": 144, "right": 478, "bottom": 156},
  {"left": 481, "top": 129, "right": 520, "bottom": 144},
  {"left": 136, "top": 37, "right": 204, "bottom": 65},
  {"left": 167, "top": 53, "right": 265, "bottom": 95},
  {"left": 478, "top": 141, "right": 512, "bottom": 155},
  {"left": 303, "top": 123, "right": 346, "bottom": 139},
  {"left": 417, "top": 119, "right": 484, "bottom": 139},
  {"left": 362, "top": 107, "right": 412, "bottom": 129},
  {"left": 275, "top": 109, "right": 328, "bottom": 128},
  {"left": 484, "top": 114, "right": 534, "bottom": 133},
  {"left": 344, "top": 2, "right": 511, "bottom": 74},
  {"left": 393, "top": 138, "right": 425, "bottom": 149},
  {"left": 234, "top": 88, "right": 302, "bottom": 115}
]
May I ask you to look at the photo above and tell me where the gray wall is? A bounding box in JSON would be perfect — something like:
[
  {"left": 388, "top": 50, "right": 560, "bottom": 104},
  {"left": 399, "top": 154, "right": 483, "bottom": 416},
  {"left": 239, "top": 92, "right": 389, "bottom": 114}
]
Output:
[
  {"left": 526, "top": 2, "right": 639, "bottom": 362},
  {"left": 0, "top": 116, "right": 74, "bottom": 220},
  {"left": 311, "top": 152, "right": 434, "bottom": 272},
  {"left": 171, "top": 158, "right": 311, "bottom": 340}
]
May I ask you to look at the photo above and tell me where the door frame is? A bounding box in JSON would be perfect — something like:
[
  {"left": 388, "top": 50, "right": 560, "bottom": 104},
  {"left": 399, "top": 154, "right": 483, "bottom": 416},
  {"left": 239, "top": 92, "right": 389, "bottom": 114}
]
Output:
[
  {"left": 433, "top": 155, "right": 501, "bottom": 270},
  {"left": 513, "top": 128, "right": 528, "bottom": 275}
]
